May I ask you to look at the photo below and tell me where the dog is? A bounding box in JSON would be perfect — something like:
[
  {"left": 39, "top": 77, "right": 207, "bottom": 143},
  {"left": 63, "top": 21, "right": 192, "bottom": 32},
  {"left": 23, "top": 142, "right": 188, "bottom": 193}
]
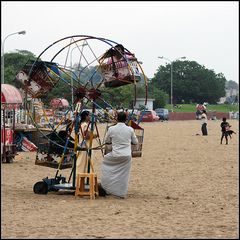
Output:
[{"left": 226, "top": 129, "right": 236, "bottom": 138}]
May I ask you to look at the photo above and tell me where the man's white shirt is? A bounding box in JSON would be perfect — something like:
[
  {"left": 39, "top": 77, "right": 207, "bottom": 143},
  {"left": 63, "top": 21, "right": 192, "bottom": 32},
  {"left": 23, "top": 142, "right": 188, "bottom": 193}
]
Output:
[{"left": 105, "top": 122, "right": 138, "bottom": 157}]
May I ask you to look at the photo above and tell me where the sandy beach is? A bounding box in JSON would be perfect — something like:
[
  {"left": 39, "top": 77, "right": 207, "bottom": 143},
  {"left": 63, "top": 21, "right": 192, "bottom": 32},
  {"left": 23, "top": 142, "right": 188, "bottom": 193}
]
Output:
[{"left": 1, "top": 119, "right": 239, "bottom": 239}]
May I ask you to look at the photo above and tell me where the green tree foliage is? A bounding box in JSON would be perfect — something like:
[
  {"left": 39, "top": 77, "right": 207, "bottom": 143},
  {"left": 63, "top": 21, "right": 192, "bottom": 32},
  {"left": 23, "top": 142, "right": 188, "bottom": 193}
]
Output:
[
  {"left": 3, "top": 50, "right": 37, "bottom": 85},
  {"left": 4, "top": 50, "right": 232, "bottom": 108},
  {"left": 148, "top": 79, "right": 169, "bottom": 108},
  {"left": 152, "top": 60, "right": 226, "bottom": 104},
  {"left": 41, "top": 72, "right": 73, "bottom": 106},
  {"left": 3, "top": 50, "right": 77, "bottom": 105},
  {"left": 152, "top": 88, "right": 169, "bottom": 109},
  {"left": 100, "top": 84, "right": 136, "bottom": 109}
]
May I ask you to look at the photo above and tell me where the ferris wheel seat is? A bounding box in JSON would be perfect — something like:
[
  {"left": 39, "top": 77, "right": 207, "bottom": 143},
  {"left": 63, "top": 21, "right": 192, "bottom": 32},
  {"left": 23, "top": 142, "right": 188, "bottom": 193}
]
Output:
[
  {"left": 103, "top": 76, "right": 135, "bottom": 88},
  {"left": 15, "top": 60, "right": 61, "bottom": 98},
  {"left": 35, "top": 140, "right": 74, "bottom": 169},
  {"left": 100, "top": 60, "right": 141, "bottom": 88}
]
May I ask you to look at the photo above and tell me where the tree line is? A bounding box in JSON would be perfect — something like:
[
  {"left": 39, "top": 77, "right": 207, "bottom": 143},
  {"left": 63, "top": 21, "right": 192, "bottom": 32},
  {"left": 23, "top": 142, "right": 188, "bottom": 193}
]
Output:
[{"left": 3, "top": 50, "right": 237, "bottom": 109}]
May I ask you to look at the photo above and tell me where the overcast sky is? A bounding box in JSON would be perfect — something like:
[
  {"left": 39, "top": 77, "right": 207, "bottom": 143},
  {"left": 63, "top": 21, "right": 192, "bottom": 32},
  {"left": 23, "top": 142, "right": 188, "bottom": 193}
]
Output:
[{"left": 1, "top": 1, "right": 239, "bottom": 83}]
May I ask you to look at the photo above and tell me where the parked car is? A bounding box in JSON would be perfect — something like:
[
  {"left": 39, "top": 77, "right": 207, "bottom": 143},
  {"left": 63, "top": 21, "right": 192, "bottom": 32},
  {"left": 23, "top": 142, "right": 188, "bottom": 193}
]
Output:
[
  {"left": 139, "top": 110, "right": 159, "bottom": 122},
  {"left": 155, "top": 108, "right": 169, "bottom": 120}
]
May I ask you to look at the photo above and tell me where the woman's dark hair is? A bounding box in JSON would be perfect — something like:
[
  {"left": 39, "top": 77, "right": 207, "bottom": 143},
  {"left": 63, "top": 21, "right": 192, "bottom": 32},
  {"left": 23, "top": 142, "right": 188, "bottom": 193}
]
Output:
[
  {"left": 115, "top": 44, "right": 124, "bottom": 52},
  {"left": 80, "top": 110, "right": 90, "bottom": 122},
  {"left": 117, "top": 111, "right": 127, "bottom": 122}
]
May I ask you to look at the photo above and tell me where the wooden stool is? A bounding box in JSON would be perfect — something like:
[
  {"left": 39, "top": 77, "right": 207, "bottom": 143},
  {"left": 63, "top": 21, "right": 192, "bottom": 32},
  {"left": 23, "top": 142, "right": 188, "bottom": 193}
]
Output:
[{"left": 75, "top": 173, "right": 98, "bottom": 199}]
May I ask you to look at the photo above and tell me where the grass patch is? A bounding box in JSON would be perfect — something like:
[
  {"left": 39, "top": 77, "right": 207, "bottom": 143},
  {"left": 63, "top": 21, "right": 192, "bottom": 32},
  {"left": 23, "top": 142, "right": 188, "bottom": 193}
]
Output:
[{"left": 164, "top": 104, "right": 239, "bottom": 113}]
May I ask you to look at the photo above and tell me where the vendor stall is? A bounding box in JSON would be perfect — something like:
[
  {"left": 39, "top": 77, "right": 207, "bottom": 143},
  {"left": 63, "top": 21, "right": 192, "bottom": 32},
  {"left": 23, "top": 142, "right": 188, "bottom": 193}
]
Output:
[{"left": 1, "top": 84, "right": 23, "bottom": 162}]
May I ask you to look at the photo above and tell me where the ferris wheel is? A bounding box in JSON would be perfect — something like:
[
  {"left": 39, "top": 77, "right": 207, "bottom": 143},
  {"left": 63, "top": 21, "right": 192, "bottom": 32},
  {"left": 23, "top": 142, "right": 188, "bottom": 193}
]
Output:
[{"left": 15, "top": 35, "right": 148, "bottom": 196}]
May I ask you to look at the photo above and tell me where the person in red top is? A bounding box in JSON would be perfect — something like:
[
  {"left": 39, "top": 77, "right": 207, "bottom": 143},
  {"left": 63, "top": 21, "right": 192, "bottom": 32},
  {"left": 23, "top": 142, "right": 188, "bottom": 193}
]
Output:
[{"left": 196, "top": 103, "right": 206, "bottom": 119}]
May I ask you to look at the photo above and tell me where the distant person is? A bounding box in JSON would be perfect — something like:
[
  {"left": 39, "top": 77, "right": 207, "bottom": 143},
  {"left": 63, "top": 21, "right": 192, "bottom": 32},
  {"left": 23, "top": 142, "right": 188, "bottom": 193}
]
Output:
[
  {"left": 196, "top": 103, "right": 206, "bottom": 120},
  {"left": 98, "top": 111, "right": 138, "bottom": 198},
  {"left": 220, "top": 117, "right": 231, "bottom": 145},
  {"left": 201, "top": 110, "right": 208, "bottom": 135}
]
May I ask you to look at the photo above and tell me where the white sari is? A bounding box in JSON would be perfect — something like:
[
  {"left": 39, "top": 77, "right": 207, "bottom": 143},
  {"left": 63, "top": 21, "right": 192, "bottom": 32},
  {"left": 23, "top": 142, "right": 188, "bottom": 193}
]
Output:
[
  {"left": 76, "top": 122, "right": 88, "bottom": 174},
  {"left": 100, "top": 122, "right": 138, "bottom": 198},
  {"left": 101, "top": 153, "right": 131, "bottom": 198}
]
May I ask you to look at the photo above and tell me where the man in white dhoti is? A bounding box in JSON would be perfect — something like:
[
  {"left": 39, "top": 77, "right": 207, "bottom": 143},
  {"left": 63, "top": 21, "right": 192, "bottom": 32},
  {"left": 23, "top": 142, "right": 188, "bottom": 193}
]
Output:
[{"left": 99, "top": 111, "right": 138, "bottom": 198}]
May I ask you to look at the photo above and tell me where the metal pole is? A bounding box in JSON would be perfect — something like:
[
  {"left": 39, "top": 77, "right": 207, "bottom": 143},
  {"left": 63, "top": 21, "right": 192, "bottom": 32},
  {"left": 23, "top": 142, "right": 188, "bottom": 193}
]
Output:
[
  {"left": 70, "top": 42, "right": 87, "bottom": 111},
  {"left": 158, "top": 56, "right": 186, "bottom": 111},
  {"left": 170, "top": 61, "right": 173, "bottom": 110},
  {"left": 1, "top": 40, "right": 4, "bottom": 84},
  {"left": 1, "top": 31, "right": 26, "bottom": 84},
  {"left": 70, "top": 52, "right": 74, "bottom": 111}
]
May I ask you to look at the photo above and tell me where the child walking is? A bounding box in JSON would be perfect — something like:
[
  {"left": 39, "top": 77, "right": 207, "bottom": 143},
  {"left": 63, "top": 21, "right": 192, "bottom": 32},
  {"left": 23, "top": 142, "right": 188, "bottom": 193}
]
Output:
[{"left": 220, "top": 117, "right": 230, "bottom": 145}]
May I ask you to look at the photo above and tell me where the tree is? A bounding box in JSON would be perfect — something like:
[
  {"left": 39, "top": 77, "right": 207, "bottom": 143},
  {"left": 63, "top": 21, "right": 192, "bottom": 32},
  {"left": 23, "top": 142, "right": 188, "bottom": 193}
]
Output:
[
  {"left": 3, "top": 50, "right": 37, "bottom": 85},
  {"left": 100, "top": 84, "right": 137, "bottom": 109},
  {"left": 148, "top": 78, "right": 169, "bottom": 108},
  {"left": 226, "top": 80, "right": 238, "bottom": 89},
  {"left": 3, "top": 50, "right": 77, "bottom": 105},
  {"left": 41, "top": 73, "right": 73, "bottom": 106},
  {"left": 4, "top": 50, "right": 230, "bottom": 108},
  {"left": 152, "top": 60, "right": 226, "bottom": 104},
  {"left": 152, "top": 88, "right": 168, "bottom": 108}
]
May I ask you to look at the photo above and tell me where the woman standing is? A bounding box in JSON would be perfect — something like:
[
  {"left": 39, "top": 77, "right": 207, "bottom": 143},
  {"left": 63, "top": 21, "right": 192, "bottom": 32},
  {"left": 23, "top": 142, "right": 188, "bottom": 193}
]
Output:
[
  {"left": 76, "top": 110, "right": 97, "bottom": 174},
  {"left": 201, "top": 110, "right": 208, "bottom": 135}
]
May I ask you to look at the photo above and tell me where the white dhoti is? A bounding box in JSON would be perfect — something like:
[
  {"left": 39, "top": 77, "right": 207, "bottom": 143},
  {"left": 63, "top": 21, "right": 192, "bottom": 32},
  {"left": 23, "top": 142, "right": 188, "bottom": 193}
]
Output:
[{"left": 101, "top": 153, "right": 132, "bottom": 198}]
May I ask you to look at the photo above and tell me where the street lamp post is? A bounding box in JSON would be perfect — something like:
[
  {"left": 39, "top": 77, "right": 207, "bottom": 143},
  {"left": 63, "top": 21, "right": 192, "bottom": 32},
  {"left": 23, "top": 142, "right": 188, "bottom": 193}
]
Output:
[
  {"left": 158, "top": 56, "right": 186, "bottom": 110},
  {"left": 1, "top": 30, "right": 26, "bottom": 84}
]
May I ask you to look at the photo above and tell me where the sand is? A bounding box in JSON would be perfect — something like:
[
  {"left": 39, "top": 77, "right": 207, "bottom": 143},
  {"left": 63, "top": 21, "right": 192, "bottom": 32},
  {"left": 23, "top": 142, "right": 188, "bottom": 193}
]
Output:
[{"left": 1, "top": 120, "right": 239, "bottom": 239}]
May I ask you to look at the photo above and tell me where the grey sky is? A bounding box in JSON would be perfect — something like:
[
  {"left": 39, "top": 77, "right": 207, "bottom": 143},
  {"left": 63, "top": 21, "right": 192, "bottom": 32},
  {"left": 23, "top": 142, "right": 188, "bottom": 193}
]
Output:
[{"left": 1, "top": 1, "right": 239, "bottom": 83}]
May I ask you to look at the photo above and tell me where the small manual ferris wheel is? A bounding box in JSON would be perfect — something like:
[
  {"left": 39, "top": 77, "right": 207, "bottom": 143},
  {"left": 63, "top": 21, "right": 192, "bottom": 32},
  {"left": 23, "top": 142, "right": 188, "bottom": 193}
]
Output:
[{"left": 15, "top": 35, "right": 148, "bottom": 197}]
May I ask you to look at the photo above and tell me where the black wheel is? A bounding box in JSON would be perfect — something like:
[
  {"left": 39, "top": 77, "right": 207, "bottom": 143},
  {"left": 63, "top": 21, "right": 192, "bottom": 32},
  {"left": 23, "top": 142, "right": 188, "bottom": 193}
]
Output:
[{"left": 33, "top": 181, "right": 48, "bottom": 194}]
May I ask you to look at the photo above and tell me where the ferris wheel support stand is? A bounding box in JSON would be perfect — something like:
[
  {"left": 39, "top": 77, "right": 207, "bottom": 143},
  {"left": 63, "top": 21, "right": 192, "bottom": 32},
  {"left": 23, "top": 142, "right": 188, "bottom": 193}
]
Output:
[
  {"left": 22, "top": 35, "right": 148, "bottom": 197},
  {"left": 33, "top": 105, "right": 99, "bottom": 195}
]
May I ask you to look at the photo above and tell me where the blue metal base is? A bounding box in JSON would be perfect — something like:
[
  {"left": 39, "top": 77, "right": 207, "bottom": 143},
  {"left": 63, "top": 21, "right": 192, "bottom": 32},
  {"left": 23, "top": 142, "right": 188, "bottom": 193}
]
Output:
[{"left": 42, "top": 176, "right": 90, "bottom": 192}]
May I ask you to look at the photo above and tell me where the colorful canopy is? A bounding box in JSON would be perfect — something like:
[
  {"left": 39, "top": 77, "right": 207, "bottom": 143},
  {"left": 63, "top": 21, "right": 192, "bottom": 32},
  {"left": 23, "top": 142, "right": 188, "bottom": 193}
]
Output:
[
  {"left": 1, "top": 84, "right": 23, "bottom": 107},
  {"left": 50, "top": 98, "right": 69, "bottom": 109}
]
